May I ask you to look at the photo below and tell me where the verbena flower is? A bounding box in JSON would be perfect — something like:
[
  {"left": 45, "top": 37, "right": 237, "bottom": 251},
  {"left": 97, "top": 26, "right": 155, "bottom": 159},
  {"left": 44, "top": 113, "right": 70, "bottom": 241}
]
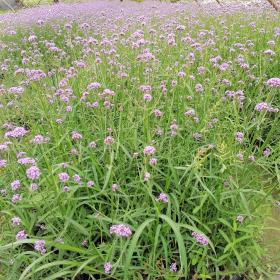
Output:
[
  {"left": 104, "top": 136, "right": 114, "bottom": 145},
  {"left": 58, "top": 172, "right": 70, "bottom": 183},
  {"left": 5, "top": 127, "right": 28, "bottom": 138},
  {"left": 234, "top": 131, "right": 244, "bottom": 144},
  {"left": 267, "top": 77, "right": 280, "bottom": 88},
  {"left": 144, "top": 146, "right": 156, "bottom": 156},
  {"left": 112, "top": 184, "right": 119, "bottom": 192},
  {"left": 104, "top": 262, "right": 112, "bottom": 274},
  {"left": 16, "top": 230, "right": 27, "bottom": 240},
  {"left": 11, "top": 216, "right": 21, "bottom": 226},
  {"left": 192, "top": 231, "right": 209, "bottom": 246},
  {"left": 157, "top": 193, "right": 168, "bottom": 203},
  {"left": 110, "top": 224, "right": 132, "bottom": 237},
  {"left": 170, "top": 262, "right": 177, "bottom": 272},
  {"left": 12, "top": 194, "right": 22, "bottom": 204},
  {"left": 236, "top": 215, "right": 244, "bottom": 223},
  {"left": 144, "top": 172, "right": 151, "bottom": 182},
  {"left": 11, "top": 180, "right": 21, "bottom": 191},
  {"left": 26, "top": 166, "right": 41, "bottom": 181},
  {"left": 34, "top": 240, "right": 46, "bottom": 254}
]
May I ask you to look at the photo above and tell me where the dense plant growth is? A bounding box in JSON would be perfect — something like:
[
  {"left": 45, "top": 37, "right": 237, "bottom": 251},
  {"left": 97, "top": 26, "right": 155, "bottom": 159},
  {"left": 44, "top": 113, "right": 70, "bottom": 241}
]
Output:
[{"left": 0, "top": 1, "right": 279, "bottom": 279}]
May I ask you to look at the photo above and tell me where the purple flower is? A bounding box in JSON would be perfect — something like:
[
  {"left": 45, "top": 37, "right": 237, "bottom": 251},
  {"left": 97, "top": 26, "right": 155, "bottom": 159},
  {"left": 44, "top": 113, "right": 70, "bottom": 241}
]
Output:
[
  {"left": 30, "top": 183, "right": 39, "bottom": 191},
  {"left": 143, "top": 94, "right": 152, "bottom": 102},
  {"left": 0, "top": 144, "right": 9, "bottom": 152},
  {"left": 236, "top": 215, "right": 244, "bottom": 223},
  {"left": 144, "top": 172, "right": 151, "bottom": 182},
  {"left": 18, "top": 157, "right": 36, "bottom": 165},
  {"left": 263, "top": 148, "right": 271, "bottom": 157},
  {"left": 30, "top": 135, "right": 45, "bottom": 144},
  {"left": 110, "top": 224, "right": 132, "bottom": 237},
  {"left": 248, "top": 154, "right": 255, "bottom": 161},
  {"left": 11, "top": 216, "right": 21, "bottom": 226},
  {"left": 235, "top": 132, "right": 244, "bottom": 143},
  {"left": 104, "top": 136, "right": 114, "bottom": 145},
  {"left": 178, "top": 71, "right": 186, "bottom": 77},
  {"left": 34, "top": 240, "right": 46, "bottom": 254},
  {"left": 255, "top": 102, "right": 269, "bottom": 112},
  {"left": 16, "top": 230, "right": 27, "bottom": 240},
  {"left": 71, "top": 131, "right": 82, "bottom": 141},
  {"left": 58, "top": 172, "right": 70, "bottom": 183},
  {"left": 5, "top": 127, "right": 28, "bottom": 138},
  {"left": 170, "top": 262, "right": 177, "bottom": 272},
  {"left": 236, "top": 152, "right": 244, "bottom": 161},
  {"left": 184, "top": 109, "right": 196, "bottom": 117},
  {"left": 149, "top": 158, "right": 157, "bottom": 166},
  {"left": 87, "top": 82, "right": 101, "bottom": 90},
  {"left": 26, "top": 166, "right": 41, "bottom": 181},
  {"left": 195, "top": 83, "right": 203, "bottom": 93},
  {"left": 144, "top": 146, "right": 156, "bottom": 156},
  {"left": 192, "top": 231, "right": 209, "bottom": 246},
  {"left": 193, "top": 132, "right": 202, "bottom": 141},
  {"left": 112, "top": 183, "right": 119, "bottom": 192},
  {"left": 255, "top": 102, "right": 278, "bottom": 113},
  {"left": 153, "top": 109, "right": 162, "bottom": 117},
  {"left": 267, "top": 78, "right": 280, "bottom": 88},
  {"left": 73, "top": 174, "right": 81, "bottom": 183},
  {"left": 88, "top": 141, "right": 97, "bottom": 148},
  {"left": 9, "top": 86, "right": 25, "bottom": 95},
  {"left": 104, "top": 262, "right": 112, "bottom": 274},
  {"left": 139, "top": 85, "right": 152, "bottom": 93},
  {"left": 87, "top": 181, "right": 94, "bottom": 187},
  {"left": 0, "top": 159, "right": 7, "bottom": 168},
  {"left": 157, "top": 192, "right": 168, "bottom": 203},
  {"left": 11, "top": 180, "right": 21, "bottom": 191},
  {"left": 12, "top": 194, "right": 22, "bottom": 204}
]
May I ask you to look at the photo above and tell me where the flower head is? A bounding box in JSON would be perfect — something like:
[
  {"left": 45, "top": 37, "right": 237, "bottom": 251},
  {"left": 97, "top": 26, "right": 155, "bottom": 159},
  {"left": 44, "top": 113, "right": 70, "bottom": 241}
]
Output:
[
  {"left": 104, "top": 262, "right": 112, "bottom": 274},
  {"left": 144, "top": 146, "right": 156, "bottom": 156},
  {"left": 26, "top": 166, "right": 41, "bottom": 181},
  {"left": 235, "top": 132, "right": 244, "bottom": 143},
  {"left": 192, "top": 231, "right": 208, "bottom": 246},
  {"left": 170, "top": 262, "right": 177, "bottom": 272},
  {"left": 267, "top": 77, "right": 280, "bottom": 88},
  {"left": 16, "top": 230, "right": 27, "bottom": 240},
  {"left": 157, "top": 192, "right": 168, "bottom": 203},
  {"left": 11, "top": 216, "right": 21, "bottom": 226},
  {"left": 34, "top": 240, "right": 46, "bottom": 254},
  {"left": 236, "top": 215, "right": 244, "bottom": 223},
  {"left": 11, "top": 180, "right": 21, "bottom": 191},
  {"left": 110, "top": 224, "right": 132, "bottom": 237},
  {"left": 104, "top": 136, "right": 114, "bottom": 145},
  {"left": 58, "top": 172, "right": 69, "bottom": 183}
]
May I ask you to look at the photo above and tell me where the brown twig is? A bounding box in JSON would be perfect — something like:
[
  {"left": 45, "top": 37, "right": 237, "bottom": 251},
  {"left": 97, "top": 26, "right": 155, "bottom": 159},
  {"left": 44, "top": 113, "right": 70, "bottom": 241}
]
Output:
[{"left": 266, "top": 0, "right": 280, "bottom": 11}]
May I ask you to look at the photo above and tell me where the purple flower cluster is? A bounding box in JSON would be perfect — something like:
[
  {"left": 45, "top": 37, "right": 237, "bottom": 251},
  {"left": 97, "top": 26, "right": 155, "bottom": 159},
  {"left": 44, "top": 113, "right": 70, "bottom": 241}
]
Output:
[
  {"left": 157, "top": 193, "right": 168, "bottom": 203},
  {"left": 109, "top": 224, "right": 132, "bottom": 237},
  {"left": 5, "top": 127, "right": 28, "bottom": 138},
  {"left": 192, "top": 231, "right": 209, "bottom": 246},
  {"left": 26, "top": 166, "right": 41, "bottom": 181},
  {"left": 104, "top": 262, "right": 112, "bottom": 274},
  {"left": 267, "top": 78, "right": 280, "bottom": 88},
  {"left": 16, "top": 230, "right": 27, "bottom": 240},
  {"left": 143, "top": 146, "right": 156, "bottom": 156},
  {"left": 34, "top": 240, "right": 46, "bottom": 254}
]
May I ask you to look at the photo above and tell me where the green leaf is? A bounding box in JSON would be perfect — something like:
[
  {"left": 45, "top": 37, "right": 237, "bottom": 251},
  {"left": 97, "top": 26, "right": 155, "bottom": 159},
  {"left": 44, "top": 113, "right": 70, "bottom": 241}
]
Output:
[
  {"left": 124, "top": 218, "right": 155, "bottom": 278},
  {"left": 159, "top": 215, "right": 188, "bottom": 272}
]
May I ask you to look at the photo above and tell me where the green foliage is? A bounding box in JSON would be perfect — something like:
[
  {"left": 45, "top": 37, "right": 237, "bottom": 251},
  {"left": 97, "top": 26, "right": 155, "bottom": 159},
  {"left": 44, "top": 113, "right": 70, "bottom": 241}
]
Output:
[{"left": 0, "top": 5, "right": 279, "bottom": 280}]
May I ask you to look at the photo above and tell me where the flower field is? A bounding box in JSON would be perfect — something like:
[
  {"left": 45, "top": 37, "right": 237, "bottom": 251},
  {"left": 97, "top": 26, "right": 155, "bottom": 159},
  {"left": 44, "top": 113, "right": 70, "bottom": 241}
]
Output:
[{"left": 0, "top": 1, "right": 279, "bottom": 279}]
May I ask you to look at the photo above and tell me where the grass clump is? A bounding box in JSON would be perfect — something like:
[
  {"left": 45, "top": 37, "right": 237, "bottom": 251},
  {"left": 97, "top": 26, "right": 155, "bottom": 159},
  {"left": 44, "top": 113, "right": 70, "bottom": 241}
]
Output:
[{"left": 0, "top": 1, "right": 279, "bottom": 279}]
